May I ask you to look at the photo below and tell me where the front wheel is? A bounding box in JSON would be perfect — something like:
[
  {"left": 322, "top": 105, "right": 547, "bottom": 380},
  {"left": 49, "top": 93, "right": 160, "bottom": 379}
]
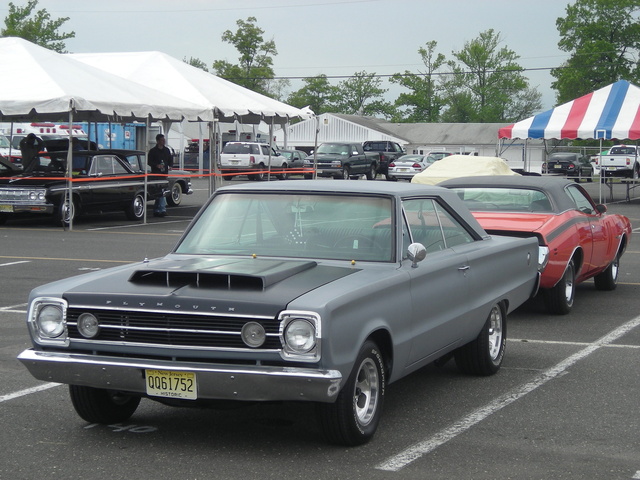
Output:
[
  {"left": 317, "top": 341, "right": 385, "bottom": 446},
  {"left": 54, "top": 196, "right": 78, "bottom": 226},
  {"left": 594, "top": 253, "right": 620, "bottom": 291},
  {"left": 69, "top": 385, "right": 140, "bottom": 424},
  {"left": 167, "top": 182, "right": 182, "bottom": 206},
  {"left": 276, "top": 163, "right": 289, "bottom": 180},
  {"left": 125, "top": 193, "right": 145, "bottom": 220},
  {"left": 339, "top": 166, "right": 350, "bottom": 180},
  {"left": 544, "top": 259, "right": 575, "bottom": 315},
  {"left": 454, "top": 303, "right": 506, "bottom": 376}
]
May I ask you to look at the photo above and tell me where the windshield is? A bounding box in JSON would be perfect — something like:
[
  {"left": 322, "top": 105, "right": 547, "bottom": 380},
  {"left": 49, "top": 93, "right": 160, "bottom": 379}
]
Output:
[
  {"left": 452, "top": 187, "right": 553, "bottom": 213},
  {"left": 317, "top": 144, "right": 350, "bottom": 155},
  {"left": 0, "top": 135, "right": 10, "bottom": 148},
  {"left": 176, "top": 192, "right": 395, "bottom": 262}
]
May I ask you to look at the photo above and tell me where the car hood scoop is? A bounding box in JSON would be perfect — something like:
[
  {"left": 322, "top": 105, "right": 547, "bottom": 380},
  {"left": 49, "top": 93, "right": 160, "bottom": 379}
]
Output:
[{"left": 129, "top": 257, "right": 318, "bottom": 291}]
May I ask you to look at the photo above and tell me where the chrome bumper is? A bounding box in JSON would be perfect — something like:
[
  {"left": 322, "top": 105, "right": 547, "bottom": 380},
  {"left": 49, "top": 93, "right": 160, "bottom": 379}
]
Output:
[{"left": 18, "top": 349, "right": 342, "bottom": 403}]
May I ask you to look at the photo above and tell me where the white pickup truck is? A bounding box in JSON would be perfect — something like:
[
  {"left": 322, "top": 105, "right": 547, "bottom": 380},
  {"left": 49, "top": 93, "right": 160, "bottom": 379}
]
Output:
[{"left": 596, "top": 145, "right": 640, "bottom": 179}]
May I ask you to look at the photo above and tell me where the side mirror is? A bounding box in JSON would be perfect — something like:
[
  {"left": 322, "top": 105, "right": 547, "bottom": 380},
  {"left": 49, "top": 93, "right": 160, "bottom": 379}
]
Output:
[
  {"left": 407, "top": 243, "right": 427, "bottom": 268},
  {"left": 595, "top": 204, "right": 607, "bottom": 214}
]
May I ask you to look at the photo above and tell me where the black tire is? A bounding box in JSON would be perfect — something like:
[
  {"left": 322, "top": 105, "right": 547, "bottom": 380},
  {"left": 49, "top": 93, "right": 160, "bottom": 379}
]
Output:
[
  {"left": 317, "top": 340, "right": 385, "bottom": 446},
  {"left": 54, "top": 196, "right": 78, "bottom": 226},
  {"left": 0, "top": 214, "right": 8, "bottom": 225},
  {"left": 255, "top": 164, "right": 266, "bottom": 181},
  {"left": 634, "top": 164, "right": 640, "bottom": 180},
  {"left": 454, "top": 303, "right": 506, "bottom": 376},
  {"left": 544, "top": 259, "right": 576, "bottom": 315},
  {"left": 276, "top": 163, "right": 289, "bottom": 180},
  {"left": 587, "top": 169, "right": 594, "bottom": 182},
  {"left": 125, "top": 193, "right": 145, "bottom": 220},
  {"left": 167, "top": 182, "right": 182, "bottom": 207},
  {"left": 594, "top": 252, "right": 620, "bottom": 291},
  {"left": 339, "top": 166, "right": 350, "bottom": 180},
  {"left": 303, "top": 174, "right": 312, "bottom": 180},
  {"left": 69, "top": 385, "right": 140, "bottom": 424},
  {"left": 365, "top": 164, "right": 377, "bottom": 180}
]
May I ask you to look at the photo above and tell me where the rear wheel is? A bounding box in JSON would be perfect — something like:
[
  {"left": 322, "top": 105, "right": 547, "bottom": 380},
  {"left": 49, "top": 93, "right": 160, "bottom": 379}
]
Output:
[
  {"left": 594, "top": 252, "right": 620, "bottom": 291},
  {"left": 167, "top": 182, "right": 182, "bottom": 206},
  {"left": 455, "top": 303, "right": 506, "bottom": 376},
  {"left": 125, "top": 193, "right": 145, "bottom": 220},
  {"left": 317, "top": 341, "right": 385, "bottom": 446},
  {"left": 544, "top": 259, "right": 575, "bottom": 315},
  {"left": 365, "top": 163, "right": 377, "bottom": 180},
  {"left": 69, "top": 385, "right": 140, "bottom": 424}
]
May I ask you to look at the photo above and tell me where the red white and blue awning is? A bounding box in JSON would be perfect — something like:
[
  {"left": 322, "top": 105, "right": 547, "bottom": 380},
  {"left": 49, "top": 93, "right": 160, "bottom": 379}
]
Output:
[{"left": 499, "top": 80, "right": 640, "bottom": 140}]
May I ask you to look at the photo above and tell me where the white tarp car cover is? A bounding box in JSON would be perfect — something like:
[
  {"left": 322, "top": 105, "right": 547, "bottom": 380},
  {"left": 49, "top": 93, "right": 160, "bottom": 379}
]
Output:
[{"left": 411, "top": 155, "right": 520, "bottom": 185}]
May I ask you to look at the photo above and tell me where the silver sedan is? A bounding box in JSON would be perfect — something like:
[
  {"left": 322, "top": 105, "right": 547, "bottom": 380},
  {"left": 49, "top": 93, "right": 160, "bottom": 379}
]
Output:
[{"left": 387, "top": 154, "right": 437, "bottom": 180}]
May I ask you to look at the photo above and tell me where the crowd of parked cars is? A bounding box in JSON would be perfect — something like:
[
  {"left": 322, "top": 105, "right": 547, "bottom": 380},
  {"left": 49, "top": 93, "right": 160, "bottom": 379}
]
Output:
[{"left": 5, "top": 134, "right": 634, "bottom": 446}]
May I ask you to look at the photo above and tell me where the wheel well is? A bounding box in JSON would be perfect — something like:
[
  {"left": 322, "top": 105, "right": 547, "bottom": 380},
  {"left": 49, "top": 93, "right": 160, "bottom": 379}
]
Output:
[
  {"left": 571, "top": 248, "right": 584, "bottom": 275},
  {"left": 367, "top": 329, "right": 393, "bottom": 377}
]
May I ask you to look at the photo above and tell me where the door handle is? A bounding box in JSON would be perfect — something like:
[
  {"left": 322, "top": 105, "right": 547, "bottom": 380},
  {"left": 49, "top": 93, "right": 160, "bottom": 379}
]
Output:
[{"left": 458, "top": 265, "right": 470, "bottom": 271}]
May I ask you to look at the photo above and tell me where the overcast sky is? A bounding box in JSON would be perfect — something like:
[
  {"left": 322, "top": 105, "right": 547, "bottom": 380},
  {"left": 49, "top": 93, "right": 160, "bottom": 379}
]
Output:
[{"left": 1, "top": 0, "right": 572, "bottom": 113}]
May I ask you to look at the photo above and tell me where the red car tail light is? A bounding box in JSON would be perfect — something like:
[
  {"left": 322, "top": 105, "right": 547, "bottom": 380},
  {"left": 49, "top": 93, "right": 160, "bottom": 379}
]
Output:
[
  {"left": 388, "top": 162, "right": 396, "bottom": 168},
  {"left": 249, "top": 156, "right": 255, "bottom": 164},
  {"left": 412, "top": 163, "right": 422, "bottom": 168}
]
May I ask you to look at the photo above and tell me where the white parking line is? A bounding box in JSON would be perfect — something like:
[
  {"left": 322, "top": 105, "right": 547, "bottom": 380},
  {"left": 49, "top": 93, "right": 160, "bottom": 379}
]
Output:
[
  {"left": 0, "top": 303, "right": 28, "bottom": 313},
  {"left": 0, "top": 383, "right": 61, "bottom": 403},
  {"left": 0, "top": 261, "right": 30, "bottom": 267},
  {"left": 376, "top": 314, "right": 640, "bottom": 472}
]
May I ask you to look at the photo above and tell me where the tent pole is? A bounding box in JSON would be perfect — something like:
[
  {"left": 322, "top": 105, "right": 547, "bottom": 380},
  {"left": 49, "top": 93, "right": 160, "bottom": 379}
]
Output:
[
  {"left": 144, "top": 117, "right": 150, "bottom": 225},
  {"left": 66, "top": 109, "right": 74, "bottom": 231},
  {"left": 268, "top": 118, "right": 274, "bottom": 181},
  {"left": 208, "top": 120, "right": 213, "bottom": 196}
]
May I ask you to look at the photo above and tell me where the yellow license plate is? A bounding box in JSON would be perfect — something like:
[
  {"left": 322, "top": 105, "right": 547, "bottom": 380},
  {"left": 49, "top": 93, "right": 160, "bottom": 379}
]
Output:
[
  {"left": 145, "top": 369, "right": 197, "bottom": 400},
  {"left": 0, "top": 204, "right": 13, "bottom": 213}
]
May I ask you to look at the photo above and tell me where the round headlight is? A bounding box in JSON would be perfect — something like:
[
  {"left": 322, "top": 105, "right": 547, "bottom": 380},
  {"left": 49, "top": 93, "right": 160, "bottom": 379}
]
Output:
[
  {"left": 284, "top": 319, "right": 316, "bottom": 353},
  {"left": 241, "top": 321, "right": 266, "bottom": 348},
  {"left": 29, "top": 191, "right": 38, "bottom": 200},
  {"left": 77, "top": 313, "right": 100, "bottom": 338},
  {"left": 37, "top": 305, "right": 64, "bottom": 337}
]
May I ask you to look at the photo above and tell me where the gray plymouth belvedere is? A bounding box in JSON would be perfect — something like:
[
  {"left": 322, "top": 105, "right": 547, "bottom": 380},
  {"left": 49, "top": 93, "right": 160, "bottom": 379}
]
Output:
[{"left": 19, "top": 180, "right": 544, "bottom": 445}]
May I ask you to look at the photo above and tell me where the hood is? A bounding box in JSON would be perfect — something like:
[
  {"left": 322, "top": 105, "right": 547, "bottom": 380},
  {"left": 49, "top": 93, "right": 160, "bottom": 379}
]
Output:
[
  {"left": 471, "top": 212, "right": 556, "bottom": 234},
  {"left": 59, "top": 255, "right": 359, "bottom": 317},
  {"left": 0, "top": 173, "right": 65, "bottom": 187}
]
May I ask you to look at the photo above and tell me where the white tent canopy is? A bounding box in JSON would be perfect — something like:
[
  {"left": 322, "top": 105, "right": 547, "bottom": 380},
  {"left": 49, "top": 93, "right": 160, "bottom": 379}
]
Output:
[
  {"left": 0, "top": 37, "right": 211, "bottom": 123},
  {"left": 70, "top": 51, "right": 309, "bottom": 125}
]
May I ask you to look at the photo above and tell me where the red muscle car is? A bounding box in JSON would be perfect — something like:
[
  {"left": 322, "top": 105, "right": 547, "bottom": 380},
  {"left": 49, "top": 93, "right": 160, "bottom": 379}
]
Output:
[{"left": 441, "top": 176, "right": 632, "bottom": 315}]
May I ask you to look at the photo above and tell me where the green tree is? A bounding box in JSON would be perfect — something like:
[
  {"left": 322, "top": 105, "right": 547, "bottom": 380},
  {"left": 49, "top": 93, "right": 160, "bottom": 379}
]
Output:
[
  {"left": 287, "top": 75, "right": 339, "bottom": 114},
  {"left": 184, "top": 56, "right": 209, "bottom": 72},
  {"left": 391, "top": 41, "right": 446, "bottom": 122},
  {"left": 1, "top": 0, "right": 74, "bottom": 53},
  {"left": 334, "top": 71, "right": 396, "bottom": 118},
  {"left": 212, "top": 16, "right": 277, "bottom": 97},
  {"left": 552, "top": 0, "right": 640, "bottom": 104},
  {"left": 441, "top": 29, "right": 541, "bottom": 122}
]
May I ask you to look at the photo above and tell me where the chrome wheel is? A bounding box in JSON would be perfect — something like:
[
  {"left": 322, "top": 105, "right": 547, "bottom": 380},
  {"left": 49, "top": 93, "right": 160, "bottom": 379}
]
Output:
[
  {"left": 353, "top": 357, "right": 380, "bottom": 426},
  {"left": 487, "top": 305, "right": 504, "bottom": 362}
]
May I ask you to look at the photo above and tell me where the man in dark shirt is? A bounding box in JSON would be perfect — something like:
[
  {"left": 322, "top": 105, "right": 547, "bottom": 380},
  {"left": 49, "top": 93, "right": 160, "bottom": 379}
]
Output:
[
  {"left": 19, "top": 133, "right": 44, "bottom": 173},
  {"left": 147, "top": 133, "right": 172, "bottom": 217}
]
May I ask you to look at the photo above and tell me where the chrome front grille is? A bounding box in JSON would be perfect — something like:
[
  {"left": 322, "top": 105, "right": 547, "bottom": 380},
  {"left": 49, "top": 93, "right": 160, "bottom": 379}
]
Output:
[{"left": 66, "top": 308, "right": 281, "bottom": 350}]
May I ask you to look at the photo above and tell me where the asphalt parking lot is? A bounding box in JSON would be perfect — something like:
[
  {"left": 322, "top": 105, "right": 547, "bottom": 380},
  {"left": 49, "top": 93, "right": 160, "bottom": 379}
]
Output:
[{"left": 1, "top": 176, "right": 639, "bottom": 480}]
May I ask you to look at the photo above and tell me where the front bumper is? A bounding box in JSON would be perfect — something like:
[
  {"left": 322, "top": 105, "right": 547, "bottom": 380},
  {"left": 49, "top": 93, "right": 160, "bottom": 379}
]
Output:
[
  {"left": 18, "top": 349, "right": 342, "bottom": 403},
  {"left": 0, "top": 203, "right": 53, "bottom": 215}
]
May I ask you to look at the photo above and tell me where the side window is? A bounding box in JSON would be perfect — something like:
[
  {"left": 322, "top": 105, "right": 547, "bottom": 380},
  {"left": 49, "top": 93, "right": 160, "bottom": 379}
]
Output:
[
  {"left": 261, "top": 145, "right": 270, "bottom": 156},
  {"left": 403, "top": 198, "right": 475, "bottom": 253},
  {"left": 565, "top": 185, "right": 595, "bottom": 214},
  {"left": 112, "top": 158, "right": 129, "bottom": 175},
  {"left": 251, "top": 144, "right": 260, "bottom": 155},
  {"left": 402, "top": 199, "right": 445, "bottom": 253}
]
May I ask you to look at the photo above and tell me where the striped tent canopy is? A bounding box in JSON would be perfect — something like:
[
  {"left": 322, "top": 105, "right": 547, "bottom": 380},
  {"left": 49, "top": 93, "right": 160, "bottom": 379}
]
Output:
[{"left": 499, "top": 80, "right": 640, "bottom": 140}]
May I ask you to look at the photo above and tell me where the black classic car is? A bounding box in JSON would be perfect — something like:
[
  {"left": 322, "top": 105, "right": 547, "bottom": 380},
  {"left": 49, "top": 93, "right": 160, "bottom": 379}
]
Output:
[
  {"left": 0, "top": 151, "right": 168, "bottom": 225},
  {"left": 109, "top": 149, "right": 193, "bottom": 206},
  {"left": 542, "top": 152, "right": 594, "bottom": 182}
]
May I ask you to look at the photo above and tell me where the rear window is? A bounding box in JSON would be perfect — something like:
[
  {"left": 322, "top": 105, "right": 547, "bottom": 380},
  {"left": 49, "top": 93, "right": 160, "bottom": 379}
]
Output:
[
  {"left": 452, "top": 187, "right": 553, "bottom": 213},
  {"left": 609, "top": 146, "right": 637, "bottom": 155},
  {"left": 222, "top": 143, "right": 254, "bottom": 155}
]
